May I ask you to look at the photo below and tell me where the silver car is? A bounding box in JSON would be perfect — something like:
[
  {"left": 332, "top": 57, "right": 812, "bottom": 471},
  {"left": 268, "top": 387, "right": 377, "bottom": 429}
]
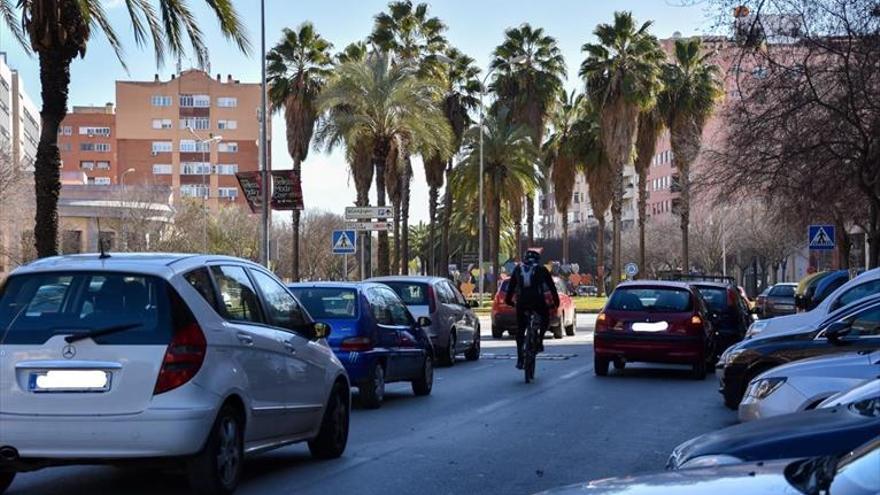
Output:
[
  {"left": 0, "top": 254, "right": 350, "bottom": 495},
  {"left": 739, "top": 350, "right": 880, "bottom": 421},
  {"left": 369, "top": 276, "right": 480, "bottom": 366}
]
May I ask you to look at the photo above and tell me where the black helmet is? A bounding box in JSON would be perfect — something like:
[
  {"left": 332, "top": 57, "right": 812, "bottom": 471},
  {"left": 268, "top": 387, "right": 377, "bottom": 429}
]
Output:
[{"left": 524, "top": 249, "right": 541, "bottom": 264}]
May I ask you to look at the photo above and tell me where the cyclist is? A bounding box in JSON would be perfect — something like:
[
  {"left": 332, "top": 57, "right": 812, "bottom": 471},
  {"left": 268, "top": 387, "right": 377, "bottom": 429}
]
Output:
[{"left": 504, "top": 249, "right": 560, "bottom": 370}]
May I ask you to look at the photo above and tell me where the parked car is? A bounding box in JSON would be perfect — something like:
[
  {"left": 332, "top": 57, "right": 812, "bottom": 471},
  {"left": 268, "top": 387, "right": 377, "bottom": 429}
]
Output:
[
  {"left": 368, "top": 276, "right": 480, "bottom": 366},
  {"left": 289, "top": 282, "right": 435, "bottom": 409},
  {"left": 717, "top": 294, "right": 880, "bottom": 409},
  {"left": 691, "top": 282, "right": 751, "bottom": 356},
  {"left": 738, "top": 349, "right": 880, "bottom": 421},
  {"left": 667, "top": 395, "right": 880, "bottom": 470},
  {"left": 795, "top": 271, "right": 832, "bottom": 312},
  {"left": 578, "top": 285, "right": 599, "bottom": 297},
  {"left": 819, "top": 378, "right": 880, "bottom": 408},
  {"left": 594, "top": 281, "right": 716, "bottom": 379},
  {"left": 0, "top": 254, "right": 350, "bottom": 495},
  {"left": 810, "top": 270, "right": 852, "bottom": 311},
  {"left": 746, "top": 267, "right": 880, "bottom": 339},
  {"left": 758, "top": 283, "right": 798, "bottom": 318},
  {"left": 536, "top": 437, "right": 880, "bottom": 495},
  {"left": 491, "top": 276, "right": 575, "bottom": 339}
]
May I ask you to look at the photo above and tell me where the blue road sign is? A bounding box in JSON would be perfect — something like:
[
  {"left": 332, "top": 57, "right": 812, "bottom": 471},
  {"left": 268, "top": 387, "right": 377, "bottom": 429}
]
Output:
[
  {"left": 332, "top": 230, "right": 357, "bottom": 255},
  {"left": 808, "top": 225, "right": 835, "bottom": 250}
]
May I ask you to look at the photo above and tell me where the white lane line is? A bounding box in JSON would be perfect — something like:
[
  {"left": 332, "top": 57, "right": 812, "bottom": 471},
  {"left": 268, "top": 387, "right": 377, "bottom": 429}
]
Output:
[
  {"left": 475, "top": 397, "right": 515, "bottom": 415},
  {"left": 560, "top": 366, "right": 590, "bottom": 381}
]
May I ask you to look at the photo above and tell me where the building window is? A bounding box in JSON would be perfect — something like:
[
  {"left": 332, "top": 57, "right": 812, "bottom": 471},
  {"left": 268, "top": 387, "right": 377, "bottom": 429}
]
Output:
[
  {"left": 60, "top": 142, "right": 72, "bottom": 152},
  {"left": 151, "top": 95, "right": 172, "bottom": 107},
  {"left": 94, "top": 177, "right": 111, "bottom": 185},
  {"left": 217, "top": 97, "right": 238, "bottom": 108},
  {"left": 218, "top": 187, "right": 238, "bottom": 199},
  {"left": 181, "top": 184, "right": 209, "bottom": 198},
  {"left": 95, "top": 143, "right": 111, "bottom": 152},
  {"left": 96, "top": 161, "right": 111, "bottom": 170},
  {"left": 151, "top": 141, "right": 173, "bottom": 153},
  {"left": 152, "top": 118, "right": 173, "bottom": 129},
  {"left": 180, "top": 94, "right": 210, "bottom": 108},
  {"left": 181, "top": 162, "right": 212, "bottom": 175},
  {"left": 180, "top": 117, "right": 210, "bottom": 130},
  {"left": 78, "top": 126, "right": 111, "bottom": 137},
  {"left": 57, "top": 125, "right": 72, "bottom": 136},
  {"left": 218, "top": 142, "right": 238, "bottom": 153},
  {"left": 217, "top": 119, "right": 237, "bottom": 130},
  {"left": 179, "top": 139, "right": 211, "bottom": 152},
  {"left": 153, "top": 164, "right": 173, "bottom": 175},
  {"left": 61, "top": 230, "right": 82, "bottom": 254},
  {"left": 80, "top": 161, "right": 95, "bottom": 170},
  {"left": 215, "top": 164, "right": 238, "bottom": 175}
]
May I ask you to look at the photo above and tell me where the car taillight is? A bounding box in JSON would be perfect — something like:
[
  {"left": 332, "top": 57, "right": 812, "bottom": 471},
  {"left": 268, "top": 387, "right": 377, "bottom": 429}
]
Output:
[
  {"left": 690, "top": 315, "right": 705, "bottom": 332},
  {"left": 727, "top": 289, "right": 737, "bottom": 307},
  {"left": 427, "top": 285, "right": 437, "bottom": 313},
  {"left": 340, "top": 336, "right": 373, "bottom": 351},
  {"left": 154, "top": 322, "right": 206, "bottom": 395},
  {"left": 596, "top": 313, "right": 610, "bottom": 332}
]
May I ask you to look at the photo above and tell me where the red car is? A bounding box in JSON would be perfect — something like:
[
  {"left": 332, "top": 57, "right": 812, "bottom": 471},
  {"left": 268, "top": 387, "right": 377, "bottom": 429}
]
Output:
[
  {"left": 491, "top": 276, "right": 575, "bottom": 339},
  {"left": 594, "top": 281, "right": 716, "bottom": 379}
]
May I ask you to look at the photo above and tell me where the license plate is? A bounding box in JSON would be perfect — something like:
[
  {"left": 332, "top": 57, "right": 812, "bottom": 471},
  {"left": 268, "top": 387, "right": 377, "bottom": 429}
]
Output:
[
  {"left": 632, "top": 321, "right": 669, "bottom": 332},
  {"left": 28, "top": 370, "right": 111, "bottom": 393}
]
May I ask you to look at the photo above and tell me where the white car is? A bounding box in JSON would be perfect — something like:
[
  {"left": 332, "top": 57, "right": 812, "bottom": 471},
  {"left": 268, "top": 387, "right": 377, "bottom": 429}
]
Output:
[
  {"left": 745, "top": 268, "right": 880, "bottom": 339},
  {"left": 819, "top": 378, "right": 880, "bottom": 408},
  {"left": 739, "top": 350, "right": 880, "bottom": 421},
  {"left": 0, "top": 254, "right": 350, "bottom": 495}
]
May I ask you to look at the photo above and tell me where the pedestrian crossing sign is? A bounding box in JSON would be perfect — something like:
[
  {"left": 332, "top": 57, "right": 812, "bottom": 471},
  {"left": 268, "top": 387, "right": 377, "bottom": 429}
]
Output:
[
  {"left": 332, "top": 230, "right": 357, "bottom": 255},
  {"left": 808, "top": 225, "right": 835, "bottom": 250}
]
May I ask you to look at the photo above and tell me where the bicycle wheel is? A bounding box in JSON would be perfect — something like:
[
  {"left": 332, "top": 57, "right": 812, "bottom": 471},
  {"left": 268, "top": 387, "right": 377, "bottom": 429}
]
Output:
[{"left": 524, "top": 314, "right": 537, "bottom": 383}]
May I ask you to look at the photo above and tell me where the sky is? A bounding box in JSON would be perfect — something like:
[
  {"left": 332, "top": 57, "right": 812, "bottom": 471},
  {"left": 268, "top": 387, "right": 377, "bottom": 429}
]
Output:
[{"left": 0, "top": 0, "right": 717, "bottom": 224}]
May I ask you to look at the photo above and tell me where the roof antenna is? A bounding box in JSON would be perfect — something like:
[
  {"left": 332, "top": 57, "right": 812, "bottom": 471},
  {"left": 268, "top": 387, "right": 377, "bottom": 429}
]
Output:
[{"left": 96, "top": 217, "right": 110, "bottom": 259}]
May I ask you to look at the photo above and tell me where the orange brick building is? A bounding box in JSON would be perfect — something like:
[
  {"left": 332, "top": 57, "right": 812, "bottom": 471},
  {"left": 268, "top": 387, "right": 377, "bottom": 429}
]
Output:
[{"left": 57, "top": 104, "right": 117, "bottom": 185}]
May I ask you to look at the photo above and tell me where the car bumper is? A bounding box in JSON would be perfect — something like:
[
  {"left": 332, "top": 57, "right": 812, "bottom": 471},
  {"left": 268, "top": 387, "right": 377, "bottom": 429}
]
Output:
[
  {"left": 594, "top": 333, "right": 705, "bottom": 364},
  {"left": 492, "top": 312, "right": 517, "bottom": 331},
  {"left": 738, "top": 383, "right": 807, "bottom": 422},
  {"left": 717, "top": 364, "right": 748, "bottom": 404},
  {"left": 333, "top": 349, "right": 383, "bottom": 384},
  {"left": 0, "top": 405, "right": 216, "bottom": 460}
]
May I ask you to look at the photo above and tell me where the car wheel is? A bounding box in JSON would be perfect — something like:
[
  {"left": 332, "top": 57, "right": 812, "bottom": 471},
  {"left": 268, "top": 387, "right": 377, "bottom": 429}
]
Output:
[
  {"left": 0, "top": 471, "right": 15, "bottom": 494},
  {"left": 464, "top": 331, "right": 481, "bottom": 361},
  {"left": 565, "top": 319, "right": 576, "bottom": 337},
  {"left": 692, "top": 359, "right": 707, "bottom": 380},
  {"left": 552, "top": 324, "right": 564, "bottom": 339},
  {"left": 491, "top": 325, "right": 504, "bottom": 339},
  {"left": 412, "top": 356, "right": 434, "bottom": 396},
  {"left": 440, "top": 331, "right": 456, "bottom": 367},
  {"left": 594, "top": 355, "right": 609, "bottom": 376},
  {"left": 613, "top": 358, "right": 625, "bottom": 370},
  {"left": 187, "top": 405, "right": 244, "bottom": 495},
  {"left": 308, "top": 383, "right": 350, "bottom": 459},
  {"left": 359, "top": 363, "right": 385, "bottom": 409}
]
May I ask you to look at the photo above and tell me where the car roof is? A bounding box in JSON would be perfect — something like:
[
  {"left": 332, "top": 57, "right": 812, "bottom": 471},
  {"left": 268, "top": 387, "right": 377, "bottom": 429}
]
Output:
[
  {"left": 614, "top": 280, "right": 694, "bottom": 291},
  {"left": 367, "top": 276, "right": 446, "bottom": 284},
  {"left": 689, "top": 281, "right": 732, "bottom": 289},
  {"left": 8, "top": 253, "right": 270, "bottom": 280},
  {"left": 288, "top": 281, "right": 385, "bottom": 291}
]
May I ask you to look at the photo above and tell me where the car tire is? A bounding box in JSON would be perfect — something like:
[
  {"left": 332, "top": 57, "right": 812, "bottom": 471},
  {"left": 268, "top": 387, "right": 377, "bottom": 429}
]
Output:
[
  {"left": 692, "top": 359, "right": 707, "bottom": 380},
  {"left": 440, "top": 331, "right": 456, "bottom": 367},
  {"left": 308, "top": 383, "right": 350, "bottom": 460},
  {"left": 0, "top": 472, "right": 15, "bottom": 494},
  {"left": 594, "top": 355, "right": 609, "bottom": 376},
  {"left": 613, "top": 358, "right": 625, "bottom": 370},
  {"left": 412, "top": 356, "right": 434, "bottom": 396},
  {"left": 464, "top": 331, "right": 480, "bottom": 361},
  {"left": 187, "top": 404, "right": 244, "bottom": 495},
  {"left": 360, "top": 363, "right": 385, "bottom": 409},
  {"left": 552, "top": 324, "right": 564, "bottom": 339},
  {"left": 491, "top": 325, "right": 504, "bottom": 339},
  {"left": 565, "top": 319, "right": 576, "bottom": 337}
]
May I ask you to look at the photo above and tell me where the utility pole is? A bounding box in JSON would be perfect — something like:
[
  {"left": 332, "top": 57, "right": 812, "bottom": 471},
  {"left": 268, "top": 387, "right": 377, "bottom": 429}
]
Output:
[{"left": 259, "top": 0, "right": 270, "bottom": 266}]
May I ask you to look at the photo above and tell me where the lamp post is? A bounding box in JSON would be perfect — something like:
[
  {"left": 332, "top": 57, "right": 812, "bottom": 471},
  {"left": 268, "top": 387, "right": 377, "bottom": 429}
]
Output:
[
  {"left": 186, "top": 128, "right": 222, "bottom": 252},
  {"left": 120, "top": 167, "right": 135, "bottom": 251},
  {"left": 259, "top": 0, "right": 270, "bottom": 267}
]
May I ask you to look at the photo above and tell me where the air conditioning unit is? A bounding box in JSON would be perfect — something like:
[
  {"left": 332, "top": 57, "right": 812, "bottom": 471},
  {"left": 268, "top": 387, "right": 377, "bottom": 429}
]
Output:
[{"left": 151, "top": 151, "right": 159, "bottom": 157}]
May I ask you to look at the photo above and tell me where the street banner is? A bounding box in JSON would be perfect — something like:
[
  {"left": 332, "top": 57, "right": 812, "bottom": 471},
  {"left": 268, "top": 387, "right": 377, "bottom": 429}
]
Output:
[
  {"left": 235, "top": 171, "right": 262, "bottom": 213},
  {"left": 271, "top": 170, "right": 304, "bottom": 210}
]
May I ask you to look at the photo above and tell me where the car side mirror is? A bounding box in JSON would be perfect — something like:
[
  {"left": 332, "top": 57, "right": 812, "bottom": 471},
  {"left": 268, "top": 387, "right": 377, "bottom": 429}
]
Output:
[
  {"left": 313, "top": 322, "right": 331, "bottom": 340},
  {"left": 825, "top": 321, "right": 852, "bottom": 345},
  {"left": 417, "top": 316, "right": 432, "bottom": 328}
]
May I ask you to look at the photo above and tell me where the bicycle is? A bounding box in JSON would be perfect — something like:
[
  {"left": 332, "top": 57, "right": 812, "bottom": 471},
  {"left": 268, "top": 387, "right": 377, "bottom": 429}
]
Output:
[{"left": 523, "top": 310, "right": 541, "bottom": 383}]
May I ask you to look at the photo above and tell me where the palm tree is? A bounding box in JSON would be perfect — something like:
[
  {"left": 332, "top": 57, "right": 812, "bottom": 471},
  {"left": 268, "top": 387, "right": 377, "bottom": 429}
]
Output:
[
  {"left": 490, "top": 24, "right": 566, "bottom": 245},
  {"left": 267, "top": 22, "right": 333, "bottom": 282},
  {"left": 634, "top": 108, "right": 664, "bottom": 277},
  {"left": 580, "top": 11, "right": 664, "bottom": 290},
  {"left": 369, "top": 0, "right": 448, "bottom": 274},
  {"left": 544, "top": 89, "right": 585, "bottom": 264},
  {"left": 453, "top": 107, "right": 540, "bottom": 281},
  {"left": 657, "top": 37, "right": 723, "bottom": 273},
  {"left": 316, "top": 52, "right": 452, "bottom": 276},
  {"left": 427, "top": 47, "right": 480, "bottom": 275},
  {"left": 1, "top": 0, "right": 248, "bottom": 258}
]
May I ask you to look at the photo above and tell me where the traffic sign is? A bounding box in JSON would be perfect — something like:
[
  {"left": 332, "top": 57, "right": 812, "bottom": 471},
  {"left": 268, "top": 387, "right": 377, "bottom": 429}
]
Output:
[
  {"left": 345, "top": 206, "right": 393, "bottom": 220},
  {"left": 348, "top": 221, "right": 390, "bottom": 231},
  {"left": 332, "top": 230, "right": 357, "bottom": 255},
  {"left": 808, "top": 225, "right": 835, "bottom": 250},
  {"left": 624, "top": 262, "right": 639, "bottom": 277}
]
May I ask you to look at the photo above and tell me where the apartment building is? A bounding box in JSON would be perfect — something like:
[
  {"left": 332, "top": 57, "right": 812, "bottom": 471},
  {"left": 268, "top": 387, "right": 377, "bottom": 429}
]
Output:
[
  {"left": 115, "top": 69, "right": 269, "bottom": 207},
  {"left": 58, "top": 104, "right": 117, "bottom": 185}
]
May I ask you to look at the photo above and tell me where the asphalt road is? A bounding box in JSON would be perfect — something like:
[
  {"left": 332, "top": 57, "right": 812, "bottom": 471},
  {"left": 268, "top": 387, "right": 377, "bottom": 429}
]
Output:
[{"left": 7, "top": 315, "right": 737, "bottom": 495}]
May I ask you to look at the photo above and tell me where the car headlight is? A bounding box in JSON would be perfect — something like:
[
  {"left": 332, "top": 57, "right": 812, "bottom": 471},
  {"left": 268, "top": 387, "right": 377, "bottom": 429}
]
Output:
[
  {"left": 745, "top": 320, "right": 769, "bottom": 339},
  {"left": 677, "top": 454, "right": 744, "bottom": 470},
  {"left": 745, "top": 377, "right": 787, "bottom": 400},
  {"left": 720, "top": 348, "right": 747, "bottom": 366}
]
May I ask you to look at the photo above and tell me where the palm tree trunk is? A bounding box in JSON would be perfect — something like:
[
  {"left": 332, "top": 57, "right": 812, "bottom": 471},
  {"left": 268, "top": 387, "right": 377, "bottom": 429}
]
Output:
[
  {"left": 526, "top": 194, "right": 535, "bottom": 244},
  {"left": 34, "top": 51, "right": 73, "bottom": 258},
  {"left": 374, "top": 141, "right": 390, "bottom": 276},
  {"left": 428, "top": 185, "right": 439, "bottom": 276},
  {"left": 355, "top": 185, "right": 370, "bottom": 279},
  {"left": 610, "top": 166, "right": 624, "bottom": 291},
  {"left": 439, "top": 159, "right": 454, "bottom": 276},
  {"left": 392, "top": 200, "right": 401, "bottom": 275},
  {"left": 637, "top": 166, "right": 648, "bottom": 279},
  {"left": 596, "top": 217, "right": 606, "bottom": 296},
  {"left": 291, "top": 159, "right": 302, "bottom": 282},
  {"left": 401, "top": 159, "right": 412, "bottom": 275},
  {"left": 680, "top": 159, "right": 690, "bottom": 273},
  {"left": 492, "top": 194, "right": 502, "bottom": 291},
  {"left": 514, "top": 221, "right": 522, "bottom": 262},
  {"left": 562, "top": 208, "right": 569, "bottom": 264}
]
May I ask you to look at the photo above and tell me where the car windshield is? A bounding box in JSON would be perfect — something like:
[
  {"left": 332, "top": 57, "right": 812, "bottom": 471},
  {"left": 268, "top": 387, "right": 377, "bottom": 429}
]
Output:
[
  {"left": 829, "top": 438, "right": 880, "bottom": 495},
  {"left": 289, "top": 288, "right": 358, "bottom": 319},
  {"left": 381, "top": 282, "right": 429, "bottom": 306},
  {"left": 771, "top": 285, "right": 796, "bottom": 297},
  {"left": 695, "top": 286, "right": 728, "bottom": 313},
  {"left": 0, "top": 271, "right": 170, "bottom": 345},
  {"left": 848, "top": 397, "right": 880, "bottom": 417},
  {"left": 607, "top": 288, "right": 693, "bottom": 312}
]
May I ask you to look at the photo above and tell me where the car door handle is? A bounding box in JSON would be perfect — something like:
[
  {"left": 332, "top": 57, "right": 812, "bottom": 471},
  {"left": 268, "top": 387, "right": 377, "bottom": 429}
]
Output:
[
  {"left": 236, "top": 333, "right": 254, "bottom": 346},
  {"left": 283, "top": 341, "right": 297, "bottom": 354}
]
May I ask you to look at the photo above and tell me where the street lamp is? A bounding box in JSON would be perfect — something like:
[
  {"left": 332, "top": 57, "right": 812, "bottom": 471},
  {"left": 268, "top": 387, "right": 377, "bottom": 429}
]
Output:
[
  {"left": 476, "top": 54, "right": 527, "bottom": 304},
  {"left": 186, "top": 127, "right": 222, "bottom": 252},
  {"left": 120, "top": 167, "right": 135, "bottom": 251}
]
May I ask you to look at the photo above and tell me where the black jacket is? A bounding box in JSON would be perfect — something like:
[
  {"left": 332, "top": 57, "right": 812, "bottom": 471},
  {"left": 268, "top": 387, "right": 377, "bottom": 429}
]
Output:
[{"left": 505, "top": 263, "right": 560, "bottom": 309}]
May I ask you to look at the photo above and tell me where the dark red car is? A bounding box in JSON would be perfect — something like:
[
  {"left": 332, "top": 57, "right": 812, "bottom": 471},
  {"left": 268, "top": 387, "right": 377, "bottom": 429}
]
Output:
[
  {"left": 491, "top": 277, "right": 575, "bottom": 339},
  {"left": 594, "top": 281, "right": 716, "bottom": 379}
]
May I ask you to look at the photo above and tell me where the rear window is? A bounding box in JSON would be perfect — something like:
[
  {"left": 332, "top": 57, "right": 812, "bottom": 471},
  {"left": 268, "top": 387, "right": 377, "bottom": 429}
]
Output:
[
  {"left": 381, "top": 282, "right": 429, "bottom": 306},
  {"left": 695, "top": 286, "right": 729, "bottom": 313},
  {"left": 0, "top": 271, "right": 171, "bottom": 345},
  {"left": 290, "top": 288, "right": 358, "bottom": 319},
  {"left": 770, "top": 285, "right": 796, "bottom": 297},
  {"left": 607, "top": 287, "right": 693, "bottom": 312}
]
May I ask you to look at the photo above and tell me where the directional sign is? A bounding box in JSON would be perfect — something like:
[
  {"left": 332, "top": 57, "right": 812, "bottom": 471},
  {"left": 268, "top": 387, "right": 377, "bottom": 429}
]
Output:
[
  {"left": 348, "top": 221, "right": 390, "bottom": 231},
  {"left": 624, "top": 262, "right": 639, "bottom": 277},
  {"left": 332, "top": 230, "right": 357, "bottom": 255},
  {"left": 345, "top": 206, "right": 393, "bottom": 220},
  {"left": 808, "top": 225, "right": 836, "bottom": 250}
]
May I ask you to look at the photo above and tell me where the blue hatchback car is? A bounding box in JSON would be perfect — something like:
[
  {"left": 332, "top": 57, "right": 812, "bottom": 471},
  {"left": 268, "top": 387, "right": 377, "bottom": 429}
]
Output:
[{"left": 289, "top": 282, "right": 435, "bottom": 409}]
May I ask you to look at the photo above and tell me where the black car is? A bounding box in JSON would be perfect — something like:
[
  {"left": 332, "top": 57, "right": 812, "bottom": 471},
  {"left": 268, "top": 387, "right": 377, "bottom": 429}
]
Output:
[
  {"left": 718, "top": 295, "right": 880, "bottom": 409},
  {"left": 668, "top": 395, "right": 880, "bottom": 470},
  {"left": 691, "top": 282, "right": 752, "bottom": 356}
]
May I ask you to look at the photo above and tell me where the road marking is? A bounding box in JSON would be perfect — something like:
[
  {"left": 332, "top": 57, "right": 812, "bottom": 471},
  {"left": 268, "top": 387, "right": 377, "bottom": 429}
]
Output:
[
  {"left": 475, "top": 397, "right": 515, "bottom": 415},
  {"left": 560, "top": 366, "right": 590, "bottom": 380}
]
